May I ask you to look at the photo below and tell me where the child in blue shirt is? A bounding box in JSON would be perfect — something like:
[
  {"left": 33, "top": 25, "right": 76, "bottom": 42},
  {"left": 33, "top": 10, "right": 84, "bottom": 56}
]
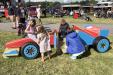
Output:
[{"left": 66, "top": 29, "right": 85, "bottom": 59}]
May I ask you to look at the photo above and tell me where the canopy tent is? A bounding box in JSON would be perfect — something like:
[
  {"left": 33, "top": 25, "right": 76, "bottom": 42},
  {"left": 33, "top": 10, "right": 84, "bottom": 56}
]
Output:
[{"left": 64, "top": 0, "right": 72, "bottom": 3}]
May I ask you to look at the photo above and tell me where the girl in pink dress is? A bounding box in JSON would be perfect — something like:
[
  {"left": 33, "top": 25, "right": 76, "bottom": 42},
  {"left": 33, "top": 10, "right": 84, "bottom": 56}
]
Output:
[{"left": 25, "top": 19, "right": 37, "bottom": 41}]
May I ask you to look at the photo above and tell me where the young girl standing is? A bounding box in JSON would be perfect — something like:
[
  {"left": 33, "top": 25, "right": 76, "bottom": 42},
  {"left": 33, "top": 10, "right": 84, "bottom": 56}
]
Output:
[{"left": 36, "top": 25, "right": 51, "bottom": 63}]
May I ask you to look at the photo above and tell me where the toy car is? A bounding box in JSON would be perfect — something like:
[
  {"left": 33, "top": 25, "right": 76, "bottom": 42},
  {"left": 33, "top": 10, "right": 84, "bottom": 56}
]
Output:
[
  {"left": 73, "top": 25, "right": 110, "bottom": 53},
  {"left": 3, "top": 25, "right": 110, "bottom": 59},
  {"left": 3, "top": 26, "right": 55, "bottom": 59}
]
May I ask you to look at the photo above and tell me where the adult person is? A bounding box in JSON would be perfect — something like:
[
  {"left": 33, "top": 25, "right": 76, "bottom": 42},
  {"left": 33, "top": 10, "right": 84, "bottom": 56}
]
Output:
[
  {"left": 15, "top": 5, "right": 19, "bottom": 28},
  {"left": 16, "top": 5, "right": 26, "bottom": 36},
  {"left": 36, "top": 5, "right": 42, "bottom": 24},
  {"left": 7, "top": 2, "right": 16, "bottom": 29},
  {"left": 107, "top": 9, "right": 112, "bottom": 18},
  {"left": 97, "top": 9, "right": 101, "bottom": 18},
  {"left": 42, "top": 8, "right": 47, "bottom": 18}
]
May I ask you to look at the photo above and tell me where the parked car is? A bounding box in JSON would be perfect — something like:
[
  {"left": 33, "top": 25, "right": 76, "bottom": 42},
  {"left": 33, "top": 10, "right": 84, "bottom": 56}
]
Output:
[{"left": 28, "top": 6, "right": 37, "bottom": 17}]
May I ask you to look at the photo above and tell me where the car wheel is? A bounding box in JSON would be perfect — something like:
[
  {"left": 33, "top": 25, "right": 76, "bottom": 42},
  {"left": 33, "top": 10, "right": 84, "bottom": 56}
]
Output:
[
  {"left": 21, "top": 42, "right": 40, "bottom": 59},
  {"left": 93, "top": 36, "right": 110, "bottom": 53}
]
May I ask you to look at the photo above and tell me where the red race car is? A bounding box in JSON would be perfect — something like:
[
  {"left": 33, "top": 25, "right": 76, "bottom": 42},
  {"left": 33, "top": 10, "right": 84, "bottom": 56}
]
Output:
[{"left": 3, "top": 27, "right": 56, "bottom": 59}]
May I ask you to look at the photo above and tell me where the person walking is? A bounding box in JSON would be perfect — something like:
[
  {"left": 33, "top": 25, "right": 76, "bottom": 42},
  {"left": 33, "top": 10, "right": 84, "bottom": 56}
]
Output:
[
  {"left": 36, "top": 5, "right": 42, "bottom": 24},
  {"left": 7, "top": 2, "right": 16, "bottom": 29}
]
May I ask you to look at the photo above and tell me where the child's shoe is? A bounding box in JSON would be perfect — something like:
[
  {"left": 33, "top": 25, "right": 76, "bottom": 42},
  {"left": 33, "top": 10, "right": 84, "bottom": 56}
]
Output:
[{"left": 70, "top": 55, "right": 77, "bottom": 60}]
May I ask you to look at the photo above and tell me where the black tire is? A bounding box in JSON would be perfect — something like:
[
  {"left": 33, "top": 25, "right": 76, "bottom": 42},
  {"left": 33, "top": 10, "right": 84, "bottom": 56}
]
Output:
[
  {"left": 93, "top": 36, "right": 110, "bottom": 53},
  {"left": 21, "top": 42, "right": 40, "bottom": 59}
]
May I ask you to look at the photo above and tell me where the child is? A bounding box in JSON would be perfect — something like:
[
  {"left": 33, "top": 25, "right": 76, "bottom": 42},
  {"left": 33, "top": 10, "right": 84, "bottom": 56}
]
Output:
[
  {"left": 36, "top": 25, "right": 51, "bottom": 63},
  {"left": 58, "top": 19, "right": 70, "bottom": 41},
  {"left": 66, "top": 29, "right": 85, "bottom": 59},
  {"left": 25, "top": 19, "right": 37, "bottom": 41},
  {"left": 56, "top": 19, "right": 70, "bottom": 54}
]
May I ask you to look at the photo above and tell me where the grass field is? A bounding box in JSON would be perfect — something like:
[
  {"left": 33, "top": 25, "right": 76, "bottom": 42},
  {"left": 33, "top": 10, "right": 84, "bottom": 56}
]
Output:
[
  {"left": 0, "top": 31, "right": 113, "bottom": 75},
  {"left": 41, "top": 16, "right": 113, "bottom": 25},
  {"left": 0, "top": 15, "right": 113, "bottom": 75},
  {"left": 1, "top": 16, "right": 113, "bottom": 24}
]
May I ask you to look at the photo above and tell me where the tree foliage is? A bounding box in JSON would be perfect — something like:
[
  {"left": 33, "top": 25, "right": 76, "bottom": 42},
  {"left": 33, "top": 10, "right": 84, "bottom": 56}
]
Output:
[
  {"left": 0, "top": 0, "right": 3, "bottom": 2},
  {"left": 79, "top": 0, "right": 97, "bottom": 5},
  {"left": 62, "top": 0, "right": 97, "bottom": 5},
  {"left": 25, "top": 1, "right": 61, "bottom": 9},
  {"left": 0, "top": 0, "right": 5, "bottom": 4}
]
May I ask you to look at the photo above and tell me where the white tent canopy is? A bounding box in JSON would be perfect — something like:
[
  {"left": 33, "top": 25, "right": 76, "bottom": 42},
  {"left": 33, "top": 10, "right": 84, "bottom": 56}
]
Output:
[{"left": 63, "top": 0, "right": 72, "bottom": 3}]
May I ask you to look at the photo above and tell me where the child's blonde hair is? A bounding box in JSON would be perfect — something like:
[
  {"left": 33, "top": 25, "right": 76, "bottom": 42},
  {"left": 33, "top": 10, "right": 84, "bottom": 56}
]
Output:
[{"left": 61, "top": 19, "right": 66, "bottom": 24}]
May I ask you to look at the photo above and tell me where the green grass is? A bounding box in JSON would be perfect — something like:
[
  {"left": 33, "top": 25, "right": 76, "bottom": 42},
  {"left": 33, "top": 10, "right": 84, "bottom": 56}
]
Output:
[
  {"left": 0, "top": 32, "right": 113, "bottom": 75},
  {"left": 40, "top": 16, "right": 113, "bottom": 25},
  {"left": 1, "top": 16, "right": 113, "bottom": 24},
  {"left": 0, "top": 32, "right": 21, "bottom": 52},
  {"left": 0, "top": 17, "right": 10, "bottom": 23}
]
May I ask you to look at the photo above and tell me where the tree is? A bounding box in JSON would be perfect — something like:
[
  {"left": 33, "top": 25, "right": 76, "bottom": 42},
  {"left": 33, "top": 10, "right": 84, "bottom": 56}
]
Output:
[
  {"left": 80, "top": 1, "right": 88, "bottom": 5},
  {"left": 53, "top": 1, "right": 61, "bottom": 9},
  {"left": 0, "top": 0, "right": 3, "bottom": 2},
  {"left": 107, "top": 0, "right": 112, "bottom": 1},
  {"left": 89, "top": 0, "right": 98, "bottom": 5},
  {"left": 80, "top": 0, "right": 97, "bottom": 5},
  {"left": 0, "top": 0, "right": 5, "bottom": 4}
]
